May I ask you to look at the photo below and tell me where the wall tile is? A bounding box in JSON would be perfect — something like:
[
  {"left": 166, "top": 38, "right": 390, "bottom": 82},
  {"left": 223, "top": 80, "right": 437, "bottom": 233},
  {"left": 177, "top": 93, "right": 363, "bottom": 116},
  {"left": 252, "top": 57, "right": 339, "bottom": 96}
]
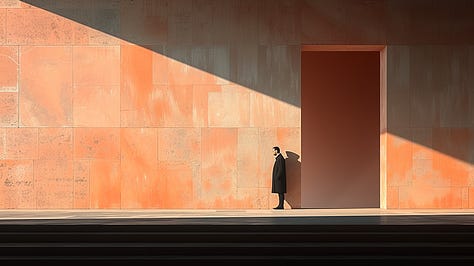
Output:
[
  {"left": 120, "top": 44, "right": 153, "bottom": 126},
  {"left": 120, "top": 128, "right": 160, "bottom": 208},
  {"left": 0, "top": 92, "right": 17, "bottom": 126},
  {"left": 0, "top": 0, "right": 21, "bottom": 8},
  {"left": 208, "top": 84, "right": 250, "bottom": 127},
  {"left": 73, "top": 46, "right": 120, "bottom": 87},
  {"left": 0, "top": 160, "right": 35, "bottom": 208},
  {"left": 200, "top": 128, "right": 237, "bottom": 208},
  {"left": 386, "top": 186, "right": 399, "bottom": 209},
  {"left": 38, "top": 128, "right": 73, "bottom": 160},
  {"left": 0, "top": 10, "right": 4, "bottom": 44},
  {"left": 120, "top": 0, "right": 167, "bottom": 45},
  {"left": 73, "top": 85, "right": 120, "bottom": 127},
  {"left": 6, "top": 8, "right": 73, "bottom": 45},
  {"left": 4, "top": 128, "right": 38, "bottom": 159},
  {"left": 158, "top": 127, "right": 200, "bottom": 162},
  {"left": 74, "top": 128, "right": 120, "bottom": 160},
  {"left": 158, "top": 161, "right": 195, "bottom": 208},
  {"left": 0, "top": 46, "right": 18, "bottom": 91},
  {"left": 35, "top": 159, "right": 74, "bottom": 209},
  {"left": 399, "top": 186, "right": 462, "bottom": 208},
  {"left": 19, "top": 46, "right": 72, "bottom": 126},
  {"left": 73, "top": 160, "right": 90, "bottom": 209},
  {"left": 237, "top": 128, "right": 260, "bottom": 188},
  {"left": 192, "top": 84, "right": 221, "bottom": 127},
  {"left": 89, "top": 159, "right": 121, "bottom": 209},
  {"left": 386, "top": 131, "right": 412, "bottom": 187}
]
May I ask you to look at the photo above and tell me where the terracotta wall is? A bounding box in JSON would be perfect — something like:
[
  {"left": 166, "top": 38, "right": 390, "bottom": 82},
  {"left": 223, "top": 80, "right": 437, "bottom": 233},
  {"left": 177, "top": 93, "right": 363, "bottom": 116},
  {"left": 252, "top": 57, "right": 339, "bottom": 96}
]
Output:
[
  {"left": 0, "top": 0, "right": 473, "bottom": 209},
  {"left": 386, "top": 46, "right": 474, "bottom": 208},
  {"left": 0, "top": 0, "right": 301, "bottom": 209}
]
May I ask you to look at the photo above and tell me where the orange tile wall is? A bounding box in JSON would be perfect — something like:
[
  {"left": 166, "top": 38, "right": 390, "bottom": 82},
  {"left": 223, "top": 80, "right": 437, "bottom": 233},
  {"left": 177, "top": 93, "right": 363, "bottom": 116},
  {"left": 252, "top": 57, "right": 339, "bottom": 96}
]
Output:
[{"left": 0, "top": 0, "right": 473, "bottom": 209}]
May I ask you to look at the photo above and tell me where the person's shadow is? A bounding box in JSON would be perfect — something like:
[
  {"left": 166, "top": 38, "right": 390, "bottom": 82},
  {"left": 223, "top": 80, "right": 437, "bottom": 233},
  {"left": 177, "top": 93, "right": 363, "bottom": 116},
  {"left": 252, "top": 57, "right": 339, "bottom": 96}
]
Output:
[{"left": 284, "top": 151, "right": 301, "bottom": 209}]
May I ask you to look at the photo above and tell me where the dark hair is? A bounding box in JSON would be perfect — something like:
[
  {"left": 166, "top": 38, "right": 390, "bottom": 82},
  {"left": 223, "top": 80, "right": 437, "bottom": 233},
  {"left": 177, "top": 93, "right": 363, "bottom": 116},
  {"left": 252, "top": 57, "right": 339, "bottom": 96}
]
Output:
[{"left": 273, "top": 146, "right": 280, "bottom": 153}]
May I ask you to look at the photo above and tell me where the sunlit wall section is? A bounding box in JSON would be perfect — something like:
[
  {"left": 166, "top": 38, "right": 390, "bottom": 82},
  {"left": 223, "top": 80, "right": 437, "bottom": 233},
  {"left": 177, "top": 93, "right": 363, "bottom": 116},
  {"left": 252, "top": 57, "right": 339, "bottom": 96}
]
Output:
[{"left": 0, "top": 0, "right": 301, "bottom": 209}]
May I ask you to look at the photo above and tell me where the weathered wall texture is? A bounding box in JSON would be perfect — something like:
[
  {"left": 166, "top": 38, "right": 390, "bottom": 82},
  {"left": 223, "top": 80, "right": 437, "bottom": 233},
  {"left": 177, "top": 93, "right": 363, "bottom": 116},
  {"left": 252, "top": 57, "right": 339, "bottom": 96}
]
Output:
[{"left": 0, "top": 0, "right": 473, "bottom": 209}]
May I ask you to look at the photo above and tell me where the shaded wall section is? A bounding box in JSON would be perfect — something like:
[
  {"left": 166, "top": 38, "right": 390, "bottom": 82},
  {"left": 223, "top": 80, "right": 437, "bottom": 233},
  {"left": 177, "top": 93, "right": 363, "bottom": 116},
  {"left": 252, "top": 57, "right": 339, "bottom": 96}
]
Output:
[
  {"left": 0, "top": 0, "right": 473, "bottom": 209},
  {"left": 386, "top": 46, "right": 474, "bottom": 208},
  {"left": 301, "top": 51, "right": 380, "bottom": 208}
]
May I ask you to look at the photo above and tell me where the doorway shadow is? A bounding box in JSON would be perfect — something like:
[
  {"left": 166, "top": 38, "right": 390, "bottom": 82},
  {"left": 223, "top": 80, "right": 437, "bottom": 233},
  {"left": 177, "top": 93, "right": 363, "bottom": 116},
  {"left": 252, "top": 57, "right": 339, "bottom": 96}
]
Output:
[{"left": 284, "top": 151, "right": 301, "bottom": 209}]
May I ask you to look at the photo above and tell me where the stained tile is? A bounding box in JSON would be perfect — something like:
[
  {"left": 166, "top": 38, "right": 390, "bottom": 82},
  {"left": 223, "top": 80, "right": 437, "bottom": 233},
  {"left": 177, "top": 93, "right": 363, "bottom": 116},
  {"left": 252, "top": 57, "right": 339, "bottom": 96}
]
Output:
[
  {"left": 0, "top": 46, "right": 18, "bottom": 91},
  {"left": 73, "top": 160, "right": 90, "bottom": 209},
  {"left": 0, "top": 160, "right": 35, "bottom": 208},
  {"left": 35, "top": 160, "right": 73, "bottom": 209},
  {"left": 73, "top": 24, "right": 121, "bottom": 46},
  {"left": 19, "top": 46, "right": 72, "bottom": 126},
  {"left": 0, "top": 0, "right": 21, "bottom": 8},
  {"left": 120, "top": 128, "right": 160, "bottom": 208},
  {"left": 0, "top": 92, "right": 17, "bottom": 127},
  {"left": 38, "top": 128, "right": 73, "bottom": 160},
  {"left": 74, "top": 128, "right": 120, "bottom": 160},
  {"left": 4, "top": 128, "right": 38, "bottom": 159},
  {"left": 6, "top": 8, "right": 73, "bottom": 45},
  {"left": 89, "top": 160, "right": 121, "bottom": 209},
  {"left": 158, "top": 128, "right": 200, "bottom": 162}
]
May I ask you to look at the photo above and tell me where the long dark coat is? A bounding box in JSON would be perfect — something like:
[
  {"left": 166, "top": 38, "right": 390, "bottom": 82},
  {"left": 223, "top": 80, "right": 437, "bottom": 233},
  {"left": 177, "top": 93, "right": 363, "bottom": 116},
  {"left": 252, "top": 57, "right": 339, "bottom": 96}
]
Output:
[{"left": 272, "top": 153, "right": 287, "bottom": 193}]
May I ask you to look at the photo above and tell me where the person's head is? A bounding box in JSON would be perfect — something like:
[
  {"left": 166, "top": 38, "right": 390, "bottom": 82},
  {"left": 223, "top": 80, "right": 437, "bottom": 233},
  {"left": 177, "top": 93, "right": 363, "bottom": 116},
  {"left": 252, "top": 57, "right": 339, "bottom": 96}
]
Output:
[{"left": 273, "top": 146, "right": 280, "bottom": 156}]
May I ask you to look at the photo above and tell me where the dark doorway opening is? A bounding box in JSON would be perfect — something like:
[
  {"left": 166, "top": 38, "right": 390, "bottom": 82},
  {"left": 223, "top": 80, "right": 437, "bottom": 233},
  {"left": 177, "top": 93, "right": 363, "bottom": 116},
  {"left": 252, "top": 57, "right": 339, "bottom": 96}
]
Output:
[{"left": 301, "top": 47, "right": 382, "bottom": 208}]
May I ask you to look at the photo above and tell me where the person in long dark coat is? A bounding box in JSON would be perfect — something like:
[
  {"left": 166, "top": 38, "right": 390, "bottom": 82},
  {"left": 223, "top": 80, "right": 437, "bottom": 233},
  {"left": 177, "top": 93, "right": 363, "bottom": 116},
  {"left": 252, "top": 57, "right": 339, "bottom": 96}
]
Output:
[{"left": 272, "top": 146, "right": 286, "bottom": 209}]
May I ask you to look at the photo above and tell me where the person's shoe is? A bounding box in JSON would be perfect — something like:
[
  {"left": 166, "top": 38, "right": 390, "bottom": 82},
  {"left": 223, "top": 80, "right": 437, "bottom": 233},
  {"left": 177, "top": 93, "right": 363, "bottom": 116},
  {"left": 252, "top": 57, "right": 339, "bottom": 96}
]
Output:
[{"left": 273, "top": 206, "right": 283, "bottom": 210}]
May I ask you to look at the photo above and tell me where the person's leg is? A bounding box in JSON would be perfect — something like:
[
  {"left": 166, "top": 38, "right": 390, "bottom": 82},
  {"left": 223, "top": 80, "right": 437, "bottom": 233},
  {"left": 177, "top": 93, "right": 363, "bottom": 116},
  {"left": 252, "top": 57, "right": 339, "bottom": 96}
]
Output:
[{"left": 278, "top": 193, "right": 284, "bottom": 208}]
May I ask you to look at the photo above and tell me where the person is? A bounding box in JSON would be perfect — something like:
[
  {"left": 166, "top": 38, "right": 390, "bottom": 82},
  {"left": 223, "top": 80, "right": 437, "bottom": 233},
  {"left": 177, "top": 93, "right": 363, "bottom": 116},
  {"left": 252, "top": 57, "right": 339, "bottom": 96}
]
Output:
[{"left": 272, "top": 146, "right": 286, "bottom": 209}]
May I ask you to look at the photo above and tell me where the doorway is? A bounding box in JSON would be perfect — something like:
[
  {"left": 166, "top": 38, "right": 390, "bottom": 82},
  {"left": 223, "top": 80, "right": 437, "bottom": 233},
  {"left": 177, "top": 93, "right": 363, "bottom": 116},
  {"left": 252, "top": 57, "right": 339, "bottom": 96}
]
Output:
[{"left": 301, "top": 45, "right": 385, "bottom": 208}]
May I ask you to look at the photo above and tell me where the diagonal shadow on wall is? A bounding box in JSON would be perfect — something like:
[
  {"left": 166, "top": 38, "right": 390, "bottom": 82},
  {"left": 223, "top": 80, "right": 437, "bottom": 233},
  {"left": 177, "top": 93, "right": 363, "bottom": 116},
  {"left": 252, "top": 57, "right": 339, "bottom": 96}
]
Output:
[
  {"left": 17, "top": 0, "right": 474, "bottom": 186},
  {"left": 20, "top": 0, "right": 301, "bottom": 108}
]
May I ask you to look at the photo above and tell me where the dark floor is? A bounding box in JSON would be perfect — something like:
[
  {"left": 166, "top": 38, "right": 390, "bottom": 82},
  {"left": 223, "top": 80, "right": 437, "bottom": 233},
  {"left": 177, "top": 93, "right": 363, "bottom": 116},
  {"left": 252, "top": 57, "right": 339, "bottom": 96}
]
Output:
[{"left": 1, "top": 209, "right": 474, "bottom": 265}]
